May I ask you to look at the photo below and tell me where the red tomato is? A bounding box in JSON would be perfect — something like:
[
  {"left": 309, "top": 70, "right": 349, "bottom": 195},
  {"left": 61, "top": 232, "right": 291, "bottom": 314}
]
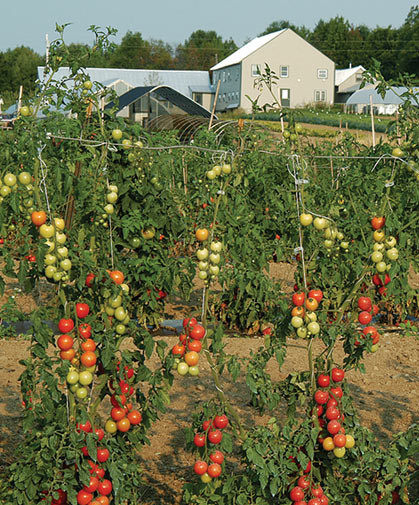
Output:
[
  {"left": 292, "top": 292, "right": 305, "bottom": 307},
  {"left": 76, "top": 303, "right": 90, "bottom": 319},
  {"left": 57, "top": 334, "right": 74, "bottom": 351},
  {"left": 378, "top": 286, "right": 387, "bottom": 297},
  {"left": 58, "top": 318, "right": 74, "bottom": 333},
  {"left": 188, "top": 339, "right": 202, "bottom": 352},
  {"left": 214, "top": 415, "right": 229, "bottom": 429},
  {"left": 85, "top": 273, "right": 95, "bottom": 288},
  {"left": 308, "top": 289, "right": 323, "bottom": 303},
  {"left": 172, "top": 344, "right": 185, "bottom": 356},
  {"left": 193, "top": 433, "right": 206, "bottom": 447},
  {"left": 194, "top": 460, "right": 208, "bottom": 475},
  {"left": 117, "top": 417, "right": 131, "bottom": 432},
  {"left": 331, "top": 368, "right": 345, "bottom": 382},
  {"left": 372, "top": 304, "right": 379, "bottom": 315},
  {"left": 83, "top": 476, "right": 99, "bottom": 493},
  {"left": 358, "top": 296, "right": 372, "bottom": 311},
  {"left": 208, "top": 429, "right": 223, "bottom": 444},
  {"left": 330, "top": 386, "right": 343, "bottom": 399},
  {"left": 308, "top": 499, "right": 321, "bottom": 505},
  {"left": 333, "top": 434, "right": 347, "bottom": 448},
  {"left": 87, "top": 461, "right": 105, "bottom": 478},
  {"left": 94, "top": 428, "right": 105, "bottom": 441},
  {"left": 77, "top": 421, "right": 92, "bottom": 433},
  {"left": 317, "top": 374, "right": 330, "bottom": 388},
  {"left": 81, "top": 339, "right": 96, "bottom": 352},
  {"left": 202, "top": 420, "right": 213, "bottom": 432},
  {"left": 290, "top": 486, "right": 305, "bottom": 502},
  {"left": 80, "top": 351, "right": 97, "bottom": 368},
  {"left": 97, "top": 479, "right": 112, "bottom": 496},
  {"left": 311, "top": 486, "right": 323, "bottom": 497},
  {"left": 327, "top": 420, "right": 341, "bottom": 435},
  {"left": 314, "top": 390, "right": 329, "bottom": 404},
  {"left": 190, "top": 324, "right": 205, "bottom": 340},
  {"left": 111, "top": 407, "right": 125, "bottom": 422},
  {"left": 325, "top": 407, "right": 340, "bottom": 420},
  {"left": 207, "top": 463, "right": 222, "bottom": 478},
  {"left": 371, "top": 216, "right": 385, "bottom": 230},
  {"left": 77, "top": 490, "right": 93, "bottom": 505},
  {"left": 97, "top": 448, "right": 109, "bottom": 463},
  {"left": 319, "top": 496, "right": 329, "bottom": 505},
  {"left": 79, "top": 323, "right": 92, "bottom": 339},
  {"left": 297, "top": 476, "right": 310, "bottom": 489},
  {"left": 183, "top": 317, "right": 198, "bottom": 329},
  {"left": 111, "top": 394, "right": 127, "bottom": 408},
  {"left": 358, "top": 311, "right": 372, "bottom": 325},
  {"left": 209, "top": 450, "right": 224, "bottom": 464}
]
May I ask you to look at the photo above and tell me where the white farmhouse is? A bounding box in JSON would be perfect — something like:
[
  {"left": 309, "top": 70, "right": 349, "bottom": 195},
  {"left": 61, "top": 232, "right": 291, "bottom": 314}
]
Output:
[{"left": 210, "top": 29, "right": 335, "bottom": 113}]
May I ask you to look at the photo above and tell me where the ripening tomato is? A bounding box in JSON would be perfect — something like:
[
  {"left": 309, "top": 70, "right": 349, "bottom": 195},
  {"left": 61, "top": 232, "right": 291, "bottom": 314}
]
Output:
[
  {"left": 190, "top": 324, "right": 205, "bottom": 340},
  {"left": 117, "top": 417, "right": 131, "bottom": 432},
  {"left": 214, "top": 415, "right": 229, "bottom": 429},
  {"left": 127, "top": 410, "right": 142, "bottom": 425},
  {"left": 76, "top": 303, "right": 90, "bottom": 319},
  {"left": 358, "top": 311, "right": 372, "bottom": 325},
  {"left": 195, "top": 228, "right": 209, "bottom": 242},
  {"left": 291, "top": 306, "right": 305, "bottom": 317},
  {"left": 95, "top": 497, "right": 110, "bottom": 505},
  {"left": 185, "top": 351, "right": 199, "bottom": 366},
  {"left": 208, "top": 429, "right": 223, "bottom": 444},
  {"left": 333, "top": 434, "right": 347, "bottom": 448},
  {"left": 85, "top": 273, "right": 95, "bottom": 288},
  {"left": 331, "top": 368, "right": 345, "bottom": 383},
  {"left": 31, "top": 211, "right": 47, "bottom": 227},
  {"left": 305, "top": 297, "right": 319, "bottom": 311},
  {"left": 111, "top": 407, "right": 126, "bottom": 422},
  {"left": 58, "top": 318, "right": 74, "bottom": 333},
  {"left": 57, "top": 334, "right": 74, "bottom": 351},
  {"left": 81, "top": 339, "right": 96, "bottom": 352},
  {"left": 207, "top": 463, "right": 222, "bottom": 478},
  {"left": 292, "top": 292, "right": 305, "bottom": 306},
  {"left": 109, "top": 270, "right": 124, "bottom": 284},
  {"left": 308, "top": 289, "right": 323, "bottom": 303},
  {"left": 317, "top": 374, "right": 330, "bottom": 388},
  {"left": 60, "top": 348, "right": 76, "bottom": 361},
  {"left": 194, "top": 460, "right": 208, "bottom": 475},
  {"left": 371, "top": 216, "right": 385, "bottom": 230},
  {"left": 97, "top": 479, "right": 112, "bottom": 496},
  {"left": 209, "top": 450, "right": 224, "bottom": 464},
  {"left": 80, "top": 351, "right": 97, "bottom": 368},
  {"left": 358, "top": 296, "right": 372, "bottom": 311},
  {"left": 323, "top": 437, "right": 335, "bottom": 451}
]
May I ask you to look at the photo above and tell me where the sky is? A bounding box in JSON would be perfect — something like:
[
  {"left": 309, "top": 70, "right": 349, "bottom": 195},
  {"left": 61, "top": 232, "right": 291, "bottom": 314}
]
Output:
[{"left": 1, "top": 0, "right": 416, "bottom": 54}]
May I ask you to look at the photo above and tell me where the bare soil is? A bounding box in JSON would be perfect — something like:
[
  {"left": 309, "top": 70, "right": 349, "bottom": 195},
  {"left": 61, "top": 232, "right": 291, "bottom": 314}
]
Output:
[{"left": 0, "top": 262, "right": 418, "bottom": 504}]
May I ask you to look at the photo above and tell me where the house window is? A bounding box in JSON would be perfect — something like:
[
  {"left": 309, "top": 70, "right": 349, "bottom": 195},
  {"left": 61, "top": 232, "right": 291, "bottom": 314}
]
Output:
[
  {"left": 251, "top": 64, "right": 261, "bottom": 77},
  {"left": 315, "top": 90, "right": 327, "bottom": 102},
  {"left": 227, "top": 72, "right": 231, "bottom": 81},
  {"left": 193, "top": 93, "right": 203, "bottom": 105},
  {"left": 280, "top": 88, "right": 290, "bottom": 107},
  {"left": 317, "top": 69, "right": 328, "bottom": 79},
  {"left": 280, "top": 66, "right": 289, "bottom": 78},
  {"left": 356, "top": 73, "right": 363, "bottom": 81},
  {"left": 222, "top": 71, "right": 226, "bottom": 82}
]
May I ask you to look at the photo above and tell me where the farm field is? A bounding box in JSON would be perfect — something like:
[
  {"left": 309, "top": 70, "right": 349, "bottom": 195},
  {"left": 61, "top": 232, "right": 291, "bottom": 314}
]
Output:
[{"left": 0, "top": 35, "right": 418, "bottom": 505}]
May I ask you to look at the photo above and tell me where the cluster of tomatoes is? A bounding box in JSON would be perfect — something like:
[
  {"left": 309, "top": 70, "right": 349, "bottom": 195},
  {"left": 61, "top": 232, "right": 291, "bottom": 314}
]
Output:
[
  {"left": 76, "top": 421, "right": 113, "bottom": 505},
  {"left": 370, "top": 217, "right": 398, "bottom": 279},
  {"left": 31, "top": 211, "right": 72, "bottom": 282},
  {"left": 195, "top": 227, "right": 223, "bottom": 284},
  {"left": 290, "top": 289, "right": 323, "bottom": 339},
  {"left": 206, "top": 163, "right": 232, "bottom": 180},
  {"left": 172, "top": 317, "right": 205, "bottom": 376},
  {"left": 58, "top": 305, "right": 97, "bottom": 401},
  {"left": 314, "top": 369, "right": 355, "bottom": 458},
  {"left": 104, "top": 368, "right": 142, "bottom": 434},
  {"left": 93, "top": 183, "right": 119, "bottom": 228},
  {"left": 193, "top": 414, "right": 229, "bottom": 483},
  {"left": 289, "top": 477, "right": 330, "bottom": 505},
  {"left": 356, "top": 296, "right": 380, "bottom": 352},
  {"left": 0, "top": 170, "right": 34, "bottom": 207},
  {"left": 299, "top": 214, "right": 349, "bottom": 255}
]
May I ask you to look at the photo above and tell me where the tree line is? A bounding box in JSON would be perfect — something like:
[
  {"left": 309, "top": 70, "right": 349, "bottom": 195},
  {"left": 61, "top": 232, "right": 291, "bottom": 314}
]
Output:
[{"left": 0, "top": 6, "right": 417, "bottom": 109}]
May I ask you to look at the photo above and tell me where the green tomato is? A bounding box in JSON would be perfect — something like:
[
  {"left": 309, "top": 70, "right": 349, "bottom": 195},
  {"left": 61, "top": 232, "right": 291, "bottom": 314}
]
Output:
[
  {"left": 107, "top": 192, "right": 118, "bottom": 204},
  {"left": 291, "top": 316, "right": 304, "bottom": 328},
  {"left": 115, "top": 324, "right": 126, "bottom": 335},
  {"left": 222, "top": 163, "right": 232, "bottom": 174},
  {"left": 198, "top": 261, "right": 208, "bottom": 270},
  {"left": 197, "top": 248, "right": 209, "bottom": 260},
  {"left": 206, "top": 170, "right": 216, "bottom": 180},
  {"left": 209, "top": 265, "right": 220, "bottom": 276},
  {"left": 18, "top": 172, "right": 32, "bottom": 185},
  {"left": 104, "top": 204, "right": 114, "bottom": 215},
  {"left": 70, "top": 383, "right": 80, "bottom": 393},
  {"left": 177, "top": 362, "right": 189, "bottom": 376},
  {"left": 213, "top": 165, "right": 222, "bottom": 176},
  {"left": 112, "top": 129, "right": 123, "bottom": 141},
  {"left": 114, "top": 306, "right": 127, "bottom": 321},
  {"left": 60, "top": 259, "right": 72, "bottom": 271},
  {"left": 4, "top": 173, "right": 17, "bottom": 187},
  {"left": 209, "top": 253, "right": 220, "bottom": 264},
  {"left": 188, "top": 365, "right": 200, "bottom": 376},
  {"left": 108, "top": 295, "right": 122, "bottom": 308},
  {"left": 84, "top": 80, "right": 93, "bottom": 90},
  {"left": 45, "top": 265, "right": 57, "bottom": 278},
  {"left": 385, "top": 236, "right": 397, "bottom": 248},
  {"left": 307, "top": 321, "right": 320, "bottom": 335},
  {"left": 0, "top": 186, "right": 11, "bottom": 197},
  {"left": 376, "top": 261, "right": 387, "bottom": 273},
  {"left": 105, "top": 305, "right": 115, "bottom": 316},
  {"left": 297, "top": 327, "right": 308, "bottom": 338},
  {"left": 299, "top": 213, "right": 313, "bottom": 226},
  {"left": 386, "top": 248, "right": 399, "bottom": 261},
  {"left": 53, "top": 271, "right": 64, "bottom": 282},
  {"left": 210, "top": 241, "right": 222, "bottom": 252},
  {"left": 313, "top": 217, "right": 328, "bottom": 230},
  {"left": 79, "top": 371, "right": 93, "bottom": 386},
  {"left": 76, "top": 387, "right": 88, "bottom": 399},
  {"left": 371, "top": 251, "right": 383, "bottom": 263},
  {"left": 57, "top": 247, "right": 69, "bottom": 259},
  {"left": 55, "top": 232, "right": 67, "bottom": 244},
  {"left": 333, "top": 447, "right": 346, "bottom": 458},
  {"left": 373, "top": 242, "right": 385, "bottom": 252},
  {"left": 66, "top": 371, "right": 79, "bottom": 385},
  {"left": 198, "top": 270, "right": 208, "bottom": 280},
  {"left": 20, "top": 106, "right": 31, "bottom": 117},
  {"left": 44, "top": 254, "right": 57, "bottom": 265},
  {"left": 201, "top": 473, "right": 212, "bottom": 483},
  {"left": 105, "top": 419, "right": 117, "bottom": 434}
]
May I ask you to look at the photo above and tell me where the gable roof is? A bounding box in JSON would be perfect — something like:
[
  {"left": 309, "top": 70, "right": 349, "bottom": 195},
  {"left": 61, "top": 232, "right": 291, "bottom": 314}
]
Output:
[
  {"left": 105, "top": 85, "right": 213, "bottom": 118},
  {"left": 211, "top": 30, "right": 286, "bottom": 71},
  {"left": 335, "top": 65, "right": 365, "bottom": 86},
  {"left": 37, "top": 67, "right": 211, "bottom": 98}
]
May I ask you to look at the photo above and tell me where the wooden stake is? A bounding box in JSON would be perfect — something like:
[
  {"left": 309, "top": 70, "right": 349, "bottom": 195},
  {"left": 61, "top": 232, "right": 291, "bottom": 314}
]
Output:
[
  {"left": 17, "top": 85, "right": 23, "bottom": 114},
  {"left": 369, "top": 95, "right": 376, "bottom": 148},
  {"left": 208, "top": 80, "right": 221, "bottom": 131}
]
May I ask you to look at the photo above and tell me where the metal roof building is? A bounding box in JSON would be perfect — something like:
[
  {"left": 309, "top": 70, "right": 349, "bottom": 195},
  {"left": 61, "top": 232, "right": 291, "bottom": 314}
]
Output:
[{"left": 346, "top": 86, "right": 419, "bottom": 114}]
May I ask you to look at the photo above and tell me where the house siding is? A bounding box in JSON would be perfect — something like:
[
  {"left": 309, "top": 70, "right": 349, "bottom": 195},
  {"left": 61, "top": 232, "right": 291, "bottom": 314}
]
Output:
[
  {"left": 240, "top": 30, "right": 334, "bottom": 112},
  {"left": 212, "top": 63, "right": 241, "bottom": 111}
]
